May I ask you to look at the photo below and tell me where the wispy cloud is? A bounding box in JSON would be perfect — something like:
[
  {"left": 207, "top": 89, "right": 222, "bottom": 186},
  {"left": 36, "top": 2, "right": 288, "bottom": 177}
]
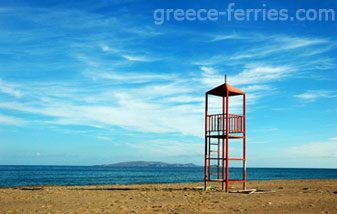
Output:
[
  {"left": 0, "top": 114, "right": 26, "bottom": 126},
  {"left": 209, "top": 33, "right": 245, "bottom": 42},
  {"left": 294, "top": 90, "right": 337, "bottom": 102},
  {"left": 198, "top": 64, "right": 292, "bottom": 114},
  {"left": 0, "top": 75, "right": 203, "bottom": 137},
  {"left": 96, "top": 136, "right": 112, "bottom": 141},
  {"left": 241, "top": 85, "right": 272, "bottom": 92},
  {"left": 85, "top": 70, "right": 175, "bottom": 83},
  {"left": 0, "top": 79, "right": 22, "bottom": 98},
  {"left": 277, "top": 36, "right": 328, "bottom": 50},
  {"left": 122, "top": 55, "right": 152, "bottom": 62},
  {"left": 0, "top": 29, "right": 334, "bottom": 140},
  {"left": 195, "top": 33, "right": 334, "bottom": 73},
  {"left": 100, "top": 44, "right": 112, "bottom": 52},
  {"left": 162, "top": 96, "right": 203, "bottom": 103},
  {"left": 288, "top": 139, "right": 337, "bottom": 158},
  {"left": 229, "top": 36, "right": 329, "bottom": 60},
  {"left": 200, "top": 65, "right": 291, "bottom": 87},
  {"left": 230, "top": 65, "right": 292, "bottom": 85}
]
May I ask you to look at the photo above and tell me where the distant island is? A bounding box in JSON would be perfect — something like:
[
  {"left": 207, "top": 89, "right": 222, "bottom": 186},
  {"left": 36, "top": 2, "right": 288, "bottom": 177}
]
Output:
[{"left": 97, "top": 161, "right": 200, "bottom": 168}]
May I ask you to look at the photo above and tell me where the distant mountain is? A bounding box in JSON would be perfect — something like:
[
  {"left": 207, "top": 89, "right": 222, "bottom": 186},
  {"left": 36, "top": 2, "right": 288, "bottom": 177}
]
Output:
[{"left": 99, "top": 161, "right": 200, "bottom": 168}]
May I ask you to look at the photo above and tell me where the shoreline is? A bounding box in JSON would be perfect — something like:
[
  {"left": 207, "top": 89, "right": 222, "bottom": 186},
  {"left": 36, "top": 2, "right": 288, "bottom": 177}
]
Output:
[
  {"left": 1, "top": 178, "right": 336, "bottom": 189},
  {"left": 0, "top": 179, "right": 336, "bottom": 213}
]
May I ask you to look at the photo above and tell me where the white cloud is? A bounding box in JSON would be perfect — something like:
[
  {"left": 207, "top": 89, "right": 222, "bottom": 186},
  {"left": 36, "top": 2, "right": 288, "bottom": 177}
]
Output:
[
  {"left": 0, "top": 30, "right": 334, "bottom": 141},
  {"left": 85, "top": 70, "right": 175, "bottom": 83},
  {"left": 200, "top": 66, "right": 224, "bottom": 86},
  {"left": 0, "top": 77, "right": 204, "bottom": 137},
  {"left": 0, "top": 79, "right": 22, "bottom": 98},
  {"left": 196, "top": 34, "right": 334, "bottom": 69},
  {"left": 201, "top": 66, "right": 216, "bottom": 74},
  {"left": 277, "top": 36, "right": 328, "bottom": 50},
  {"left": 134, "top": 81, "right": 193, "bottom": 97},
  {"left": 96, "top": 136, "right": 112, "bottom": 141},
  {"left": 294, "top": 90, "right": 337, "bottom": 102},
  {"left": 241, "top": 85, "right": 272, "bottom": 92},
  {"left": 209, "top": 34, "right": 244, "bottom": 42},
  {"left": 76, "top": 55, "right": 99, "bottom": 67},
  {"left": 122, "top": 55, "right": 151, "bottom": 62},
  {"left": 300, "top": 44, "right": 336, "bottom": 57},
  {"left": 288, "top": 140, "right": 337, "bottom": 158},
  {"left": 0, "top": 114, "right": 26, "bottom": 126},
  {"left": 162, "top": 96, "right": 203, "bottom": 103},
  {"left": 200, "top": 65, "right": 291, "bottom": 87},
  {"left": 230, "top": 65, "right": 291, "bottom": 85},
  {"left": 101, "top": 44, "right": 112, "bottom": 52},
  {"left": 230, "top": 36, "right": 329, "bottom": 60}
]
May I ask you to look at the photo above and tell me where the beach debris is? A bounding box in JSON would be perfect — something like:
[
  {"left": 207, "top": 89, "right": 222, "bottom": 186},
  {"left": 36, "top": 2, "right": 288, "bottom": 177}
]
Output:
[
  {"left": 229, "top": 189, "right": 275, "bottom": 194},
  {"left": 20, "top": 187, "right": 43, "bottom": 191},
  {"left": 193, "top": 186, "right": 217, "bottom": 190}
]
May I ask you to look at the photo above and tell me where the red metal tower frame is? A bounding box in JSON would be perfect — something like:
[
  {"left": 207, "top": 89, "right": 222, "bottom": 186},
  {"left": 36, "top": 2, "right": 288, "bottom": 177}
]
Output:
[{"left": 204, "top": 78, "right": 246, "bottom": 192}]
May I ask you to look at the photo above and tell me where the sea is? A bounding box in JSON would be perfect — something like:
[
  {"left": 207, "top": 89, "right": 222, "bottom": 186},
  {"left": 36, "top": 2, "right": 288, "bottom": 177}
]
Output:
[{"left": 0, "top": 166, "right": 336, "bottom": 187}]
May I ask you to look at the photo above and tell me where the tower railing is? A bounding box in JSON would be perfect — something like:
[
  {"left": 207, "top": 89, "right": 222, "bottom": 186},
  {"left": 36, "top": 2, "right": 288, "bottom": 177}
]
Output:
[{"left": 206, "top": 113, "right": 244, "bottom": 134}]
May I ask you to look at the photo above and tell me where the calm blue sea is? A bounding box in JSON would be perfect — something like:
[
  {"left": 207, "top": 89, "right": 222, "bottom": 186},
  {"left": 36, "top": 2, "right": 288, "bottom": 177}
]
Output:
[{"left": 0, "top": 166, "right": 336, "bottom": 187}]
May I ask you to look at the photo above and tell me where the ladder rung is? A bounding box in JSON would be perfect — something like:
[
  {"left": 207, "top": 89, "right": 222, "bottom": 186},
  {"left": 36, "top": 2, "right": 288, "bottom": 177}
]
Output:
[
  {"left": 210, "top": 143, "right": 219, "bottom": 145},
  {"left": 208, "top": 179, "right": 225, "bottom": 182},
  {"left": 211, "top": 173, "right": 219, "bottom": 175},
  {"left": 228, "top": 180, "right": 245, "bottom": 183},
  {"left": 210, "top": 165, "right": 218, "bottom": 168},
  {"left": 207, "top": 179, "right": 245, "bottom": 183},
  {"left": 210, "top": 150, "right": 218, "bottom": 153}
]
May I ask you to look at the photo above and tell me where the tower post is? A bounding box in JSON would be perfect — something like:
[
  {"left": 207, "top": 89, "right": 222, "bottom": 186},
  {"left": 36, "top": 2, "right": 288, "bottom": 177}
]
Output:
[{"left": 204, "top": 93, "right": 208, "bottom": 190}]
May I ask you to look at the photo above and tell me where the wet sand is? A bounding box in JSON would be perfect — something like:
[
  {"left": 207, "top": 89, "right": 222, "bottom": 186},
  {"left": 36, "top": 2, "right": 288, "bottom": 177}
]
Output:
[{"left": 0, "top": 179, "right": 336, "bottom": 213}]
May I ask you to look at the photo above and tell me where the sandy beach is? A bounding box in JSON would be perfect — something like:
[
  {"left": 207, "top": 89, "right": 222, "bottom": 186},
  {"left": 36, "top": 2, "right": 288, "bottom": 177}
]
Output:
[{"left": 0, "top": 179, "right": 336, "bottom": 214}]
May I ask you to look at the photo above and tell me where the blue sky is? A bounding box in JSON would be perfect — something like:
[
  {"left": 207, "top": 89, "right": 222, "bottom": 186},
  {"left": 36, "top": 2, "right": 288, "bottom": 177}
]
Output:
[{"left": 0, "top": 0, "right": 336, "bottom": 167}]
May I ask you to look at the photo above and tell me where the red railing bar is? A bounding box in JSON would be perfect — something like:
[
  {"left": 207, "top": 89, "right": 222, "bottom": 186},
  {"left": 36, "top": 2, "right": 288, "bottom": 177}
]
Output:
[
  {"left": 208, "top": 113, "right": 243, "bottom": 117},
  {"left": 206, "top": 158, "right": 246, "bottom": 160},
  {"left": 206, "top": 157, "right": 227, "bottom": 160},
  {"left": 206, "top": 113, "right": 245, "bottom": 134},
  {"left": 236, "top": 117, "right": 238, "bottom": 132}
]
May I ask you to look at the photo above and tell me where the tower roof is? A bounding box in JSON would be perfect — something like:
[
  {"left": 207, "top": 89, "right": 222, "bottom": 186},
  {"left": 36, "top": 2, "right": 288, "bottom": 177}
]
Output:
[{"left": 206, "top": 83, "right": 245, "bottom": 97}]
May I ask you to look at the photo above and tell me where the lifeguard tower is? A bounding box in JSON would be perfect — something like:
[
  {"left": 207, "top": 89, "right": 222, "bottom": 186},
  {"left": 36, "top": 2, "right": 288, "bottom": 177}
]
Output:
[{"left": 204, "top": 76, "right": 246, "bottom": 192}]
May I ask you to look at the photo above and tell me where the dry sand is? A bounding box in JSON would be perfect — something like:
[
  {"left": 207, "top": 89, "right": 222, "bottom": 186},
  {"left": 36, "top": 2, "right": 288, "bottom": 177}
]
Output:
[{"left": 0, "top": 179, "right": 336, "bottom": 213}]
